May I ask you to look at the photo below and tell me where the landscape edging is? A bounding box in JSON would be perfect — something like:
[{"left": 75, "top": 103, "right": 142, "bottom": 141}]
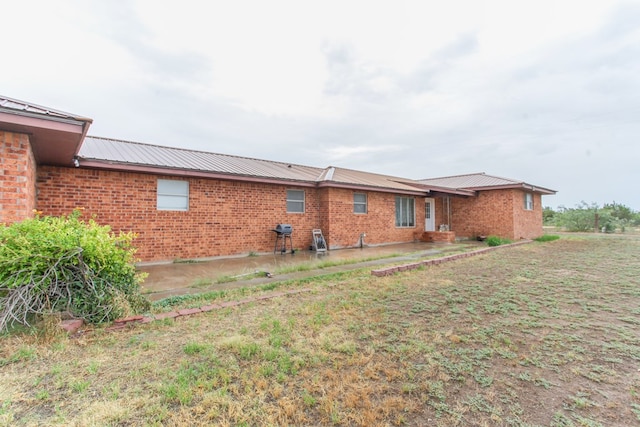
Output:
[{"left": 370, "top": 240, "right": 532, "bottom": 277}]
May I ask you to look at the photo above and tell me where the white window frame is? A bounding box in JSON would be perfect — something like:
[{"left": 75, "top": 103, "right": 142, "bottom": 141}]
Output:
[
  {"left": 157, "top": 179, "right": 189, "bottom": 211},
  {"left": 395, "top": 196, "right": 415, "bottom": 227},
  {"left": 524, "top": 193, "right": 534, "bottom": 211},
  {"left": 354, "top": 192, "right": 367, "bottom": 214},
  {"left": 286, "top": 189, "right": 305, "bottom": 213}
]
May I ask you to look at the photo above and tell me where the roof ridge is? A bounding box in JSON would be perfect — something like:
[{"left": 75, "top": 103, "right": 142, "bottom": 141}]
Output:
[{"left": 85, "top": 136, "right": 323, "bottom": 170}]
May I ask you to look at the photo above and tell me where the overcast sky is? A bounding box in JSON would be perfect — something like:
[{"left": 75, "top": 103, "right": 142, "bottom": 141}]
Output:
[{"left": 4, "top": 1, "right": 640, "bottom": 209}]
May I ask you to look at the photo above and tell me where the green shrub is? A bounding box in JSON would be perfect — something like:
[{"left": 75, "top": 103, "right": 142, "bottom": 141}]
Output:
[
  {"left": 486, "top": 236, "right": 502, "bottom": 247},
  {"left": 486, "top": 236, "right": 512, "bottom": 247},
  {"left": 553, "top": 201, "right": 621, "bottom": 233},
  {"left": 534, "top": 235, "right": 560, "bottom": 242},
  {"left": 0, "top": 210, "right": 149, "bottom": 330}
]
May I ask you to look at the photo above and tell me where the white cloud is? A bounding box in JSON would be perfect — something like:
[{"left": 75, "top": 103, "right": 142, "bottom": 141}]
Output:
[{"left": 327, "top": 144, "right": 402, "bottom": 161}]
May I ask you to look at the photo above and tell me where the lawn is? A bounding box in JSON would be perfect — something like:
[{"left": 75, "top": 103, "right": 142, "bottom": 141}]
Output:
[{"left": 1, "top": 234, "right": 639, "bottom": 426}]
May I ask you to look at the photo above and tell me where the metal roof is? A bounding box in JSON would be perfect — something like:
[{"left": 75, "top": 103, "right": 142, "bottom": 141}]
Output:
[
  {"left": 1, "top": 95, "right": 557, "bottom": 196},
  {"left": 322, "top": 166, "right": 426, "bottom": 193},
  {"left": 0, "top": 96, "right": 92, "bottom": 124},
  {"left": 79, "top": 136, "right": 326, "bottom": 183},
  {"left": 419, "top": 173, "right": 556, "bottom": 194},
  {"left": 79, "top": 137, "right": 427, "bottom": 193},
  {"left": 78, "top": 139, "right": 556, "bottom": 195}
]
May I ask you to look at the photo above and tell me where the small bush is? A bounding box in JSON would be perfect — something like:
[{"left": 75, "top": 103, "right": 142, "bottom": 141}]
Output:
[
  {"left": 486, "top": 236, "right": 501, "bottom": 246},
  {"left": 486, "top": 236, "right": 512, "bottom": 247},
  {"left": 0, "top": 210, "right": 149, "bottom": 330},
  {"left": 535, "top": 235, "right": 560, "bottom": 242}
]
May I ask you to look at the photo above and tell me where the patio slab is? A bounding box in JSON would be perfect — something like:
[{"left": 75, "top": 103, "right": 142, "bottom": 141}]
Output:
[{"left": 139, "top": 241, "right": 484, "bottom": 301}]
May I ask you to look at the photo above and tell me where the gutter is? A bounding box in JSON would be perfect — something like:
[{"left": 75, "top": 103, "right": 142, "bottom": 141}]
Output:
[{"left": 0, "top": 107, "right": 92, "bottom": 127}]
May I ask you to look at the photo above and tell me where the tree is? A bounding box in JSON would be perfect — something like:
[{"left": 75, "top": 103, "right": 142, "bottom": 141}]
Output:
[
  {"left": 603, "top": 202, "right": 640, "bottom": 226},
  {"left": 552, "top": 201, "right": 639, "bottom": 233},
  {"left": 543, "top": 206, "right": 555, "bottom": 225}
]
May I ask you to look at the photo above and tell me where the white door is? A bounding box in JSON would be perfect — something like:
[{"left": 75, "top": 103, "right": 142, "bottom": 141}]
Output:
[{"left": 425, "top": 198, "right": 435, "bottom": 231}]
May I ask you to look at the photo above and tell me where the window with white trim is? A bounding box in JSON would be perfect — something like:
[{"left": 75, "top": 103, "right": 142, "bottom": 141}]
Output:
[
  {"left": 354, "top": 193, "right": 367, "bottom": 214},
  {"left": 157, "top": 179, "right": 189, "bottom": 211},
  {"left": 395, "top": 196, "right": 415, "bottom": 227},
  {"left": 287, "top": 189, "right": 305, "bottom": 213},
  {"left": 524, "top": 193, "right": 534, "bottom": 210}
]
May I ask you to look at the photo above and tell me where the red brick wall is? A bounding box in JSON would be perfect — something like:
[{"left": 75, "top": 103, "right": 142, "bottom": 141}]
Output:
[
  {"left": 513, "top": 191, "right": 544, "bottom": 239},
  {"left": 317, "top": 187, "right": 331, "bottom": 245},
  {"left": 321, "top": 188, "right": 424, "bottom": 249},
  {"left": 446, "top": 189, "right": 543, "bottom": 240},
  {"left": 36, "top": 166, "right": 326, "bottom": 262},
  {"left": 449, "top": 190, "right": 513, "bottom": 239},
  {"left": 0, "top": 131, "right": 36, "bottom": 224},
  {"left": 36, "top": 166, "right": 427, "bottom": 261}
]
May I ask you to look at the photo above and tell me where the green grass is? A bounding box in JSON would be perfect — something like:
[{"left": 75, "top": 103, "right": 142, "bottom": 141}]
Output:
[
  {"left": 190, "top": 277, "right": 214, "bottom": 288},
  {"left": 535, "top": 234, "right": 561, "bottom": 242},
  {"left": 272, "top": 252, "right": 405, "bottom": 274}
]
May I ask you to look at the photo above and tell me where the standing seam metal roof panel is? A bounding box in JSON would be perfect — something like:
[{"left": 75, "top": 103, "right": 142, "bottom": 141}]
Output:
[
  {"left": 418, "top": 173, "right": 556, "bottom": 194},
  {"left": 79, "top": 137, "right": 325, "bottom": 182},
  {"left": 418, "top": 173, "right": 523, "bottom": 189},
  {"left": 327, "top": 167, "right": 427, "bottom": 192}
]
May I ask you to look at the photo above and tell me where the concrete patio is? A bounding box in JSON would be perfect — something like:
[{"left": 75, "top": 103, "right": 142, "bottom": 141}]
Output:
[{"left": 139, "top": 240, "right": 485, "bottom": 301}]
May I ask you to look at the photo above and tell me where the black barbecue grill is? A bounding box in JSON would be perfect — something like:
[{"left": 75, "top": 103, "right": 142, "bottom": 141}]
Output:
[{"left": 272, "top": 224, "right": 294, "bottom": 254}]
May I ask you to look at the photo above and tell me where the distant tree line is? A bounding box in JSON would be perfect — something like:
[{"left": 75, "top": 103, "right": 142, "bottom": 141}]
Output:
[{"left": 544, "top": 202, "right": 640, "bottom": 233}]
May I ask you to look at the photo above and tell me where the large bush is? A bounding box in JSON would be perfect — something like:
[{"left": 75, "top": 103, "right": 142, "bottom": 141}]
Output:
[
  {"left": 0, "top": 210, "right": 149, "bottom": 330},
  {"left": 552, "top": 201, "right": 638, "bottom": 233}
]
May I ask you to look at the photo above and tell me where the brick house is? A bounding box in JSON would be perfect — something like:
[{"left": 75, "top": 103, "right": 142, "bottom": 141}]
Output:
[{"left": 1, "top": 96, "right": 555, "bottom": 262}]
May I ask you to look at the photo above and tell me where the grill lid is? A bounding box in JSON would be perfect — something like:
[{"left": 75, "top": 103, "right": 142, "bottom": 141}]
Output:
[{"left": 274, "top": 224, "right": 293, "bottom": 234}]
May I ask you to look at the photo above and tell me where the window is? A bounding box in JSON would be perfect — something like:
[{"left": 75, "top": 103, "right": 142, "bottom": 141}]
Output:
[
  {"left": 157, "top": 179, "right": 189, "bottom": 211},
  {"left": 287, "top": 189, "right": 305, "bottom": 213},
  {"left": 395, "top": 196, "right": 415, "bottom": 227},
  {"left": 524, "top": 193, "right": 534, "bottom": 210},
  {"left": 354, "top": 193, "right": 367, "bottom": 214}
]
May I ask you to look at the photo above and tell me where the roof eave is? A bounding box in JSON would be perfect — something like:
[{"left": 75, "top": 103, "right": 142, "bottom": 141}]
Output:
[
  {"left": 463, "top": 183, "right": 556, "bottom": 195},
  {"left": 76, "top": 159, "right": 318, "bottom": 187},
  {"left": 78, "top": 159, "right": 431, "bottom": 195},
  {"left": 413, "top": 184, "right": 476, "bottom": 196},
  {"left": 0, "top": 110, "right": 92, "bottom": 166},
  {"left": 316, "top": 180, "right": 427, "bottom": 195}
]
